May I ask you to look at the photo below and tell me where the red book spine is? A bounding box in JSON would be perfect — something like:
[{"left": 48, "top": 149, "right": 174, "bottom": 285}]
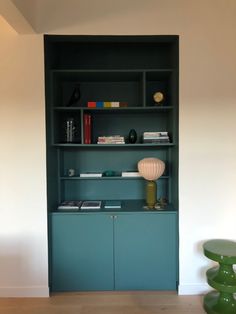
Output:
[
  {"left": 83, "top": 114, "right": 91, "bottom": 144},
  {"left": 87, "top": 114, "right": 91, "bottom": 144}
]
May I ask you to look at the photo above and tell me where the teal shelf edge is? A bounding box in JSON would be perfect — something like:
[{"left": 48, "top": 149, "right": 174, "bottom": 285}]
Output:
[
  {"left": 53, "top": 143, "right": 175, "bottom": 147},
  {"left": 60, "top": 176, "right": 169, "bottom": 180},
  {"left": 53, "top": 106, "right": 173, "bottom": 111},
  {"left": 51, "top": 68, "right": 175, "bottom": 73},
  {"left": 50, "top": 200, "right": 178, "bottom": 214}
]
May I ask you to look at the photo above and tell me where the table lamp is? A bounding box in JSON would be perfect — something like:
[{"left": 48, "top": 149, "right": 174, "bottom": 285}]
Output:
[{"left": 138, "top": 157, "right": 165, "bottom": 209}]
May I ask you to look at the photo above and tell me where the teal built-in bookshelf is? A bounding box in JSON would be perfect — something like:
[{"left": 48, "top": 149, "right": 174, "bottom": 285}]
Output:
[{"left": 44, "top": 35, "right": 179, "bottom": 292}]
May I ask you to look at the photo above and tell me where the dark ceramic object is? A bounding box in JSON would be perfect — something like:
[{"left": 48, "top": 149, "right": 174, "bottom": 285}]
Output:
[{"left": 128, "top": 129, "right": 137, "bottom": 144}]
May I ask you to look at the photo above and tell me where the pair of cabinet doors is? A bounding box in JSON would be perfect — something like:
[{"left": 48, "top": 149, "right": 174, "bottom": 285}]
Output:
[{"left": 50, "top": 212, "right": 177, "bottom": 291}]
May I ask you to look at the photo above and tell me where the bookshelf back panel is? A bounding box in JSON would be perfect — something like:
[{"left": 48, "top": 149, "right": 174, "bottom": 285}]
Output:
[
  {"left": 60, "top": 148, "right": 169, "bottom": 176},
  {"left": 91, "top": 112, "right": 171, "bottom": 144},
  {"left": 54, "top": 76, "right": 143, "bottom": 108},
  {"left": 50, "top": 39, "right": 178, "bottom": 70},
  {"left": 61, "top": 179, "right": 168, "bottom": 201}
]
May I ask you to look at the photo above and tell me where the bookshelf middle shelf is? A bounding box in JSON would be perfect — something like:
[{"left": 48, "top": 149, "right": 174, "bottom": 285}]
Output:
[{"left": 59, "top": 176, "right": 170, "bottom": 180}]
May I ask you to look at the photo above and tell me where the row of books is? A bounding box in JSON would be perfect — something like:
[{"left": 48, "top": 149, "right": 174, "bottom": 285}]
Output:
[
  {"left": 87, "top": 101, "right": 128, "bottom": 108},
  {"left": 57, "top": 200, "right": 122, "bottom": 210},
  {"left": 97, "top": 135, "right": 125, "bottom": 144},
  {"left": 142, "top": 131, "right": 170, "bottom": 143},
  {"left": 79, "top": 171, "right": 141, "bottom": 177}
]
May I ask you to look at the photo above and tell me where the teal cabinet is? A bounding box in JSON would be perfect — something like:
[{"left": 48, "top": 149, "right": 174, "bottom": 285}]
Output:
[
  {"left": 51, "top": 214, "right": 114, "bottom": 291},
  {"left": 51, "top": 212, "right": 177, "bottom": 291},
  {"left": 114, "top": 213, "right": 177, "bottom": 290}
]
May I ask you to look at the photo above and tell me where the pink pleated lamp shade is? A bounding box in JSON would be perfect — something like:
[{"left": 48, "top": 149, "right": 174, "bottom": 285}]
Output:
[{"left": 138, "top": 158, "right": 165, "bottom": 181}]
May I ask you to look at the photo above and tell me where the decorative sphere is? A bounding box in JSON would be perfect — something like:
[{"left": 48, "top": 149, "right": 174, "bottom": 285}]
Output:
[{"left": 138, "top": 158, "right": 165, "bottom": 181}]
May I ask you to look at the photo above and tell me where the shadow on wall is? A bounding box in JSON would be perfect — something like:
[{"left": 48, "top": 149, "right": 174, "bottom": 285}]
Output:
[
  {"left": 15, "top": 0, "right": 157, "bottom": 33},
  {"left": 0, "top": 236, "right": 47, "bottom": 287},
  {"left": 196, "top": 239, "right": 216, "bottom": 281}
]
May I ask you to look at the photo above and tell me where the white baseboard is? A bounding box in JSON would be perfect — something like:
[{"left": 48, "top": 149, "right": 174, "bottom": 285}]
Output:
[
  {"left": 0, "top": 286, "right": 49, "bottom": 297},
  {"left": 178, "top": 283, "right": 210, "bottom": 295}
]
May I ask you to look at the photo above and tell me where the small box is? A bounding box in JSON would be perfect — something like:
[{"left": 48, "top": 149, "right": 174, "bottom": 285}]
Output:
[
  {"left": 87, "top": 101, "right": 96, "bottom": 107},
  {"left": 111, "top": 102, "right": 119, "bottom": 107},
  {"left": 104, "top": 102, "right": 111, "bottom": 107},
  {"left": 96, "top": 101, "right": 103, "bottom": 108}
]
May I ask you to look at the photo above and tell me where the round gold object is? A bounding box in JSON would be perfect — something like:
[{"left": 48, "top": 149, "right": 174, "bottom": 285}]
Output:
[{"left": 153, "top": 92, "right": 164, "bottom": 104}]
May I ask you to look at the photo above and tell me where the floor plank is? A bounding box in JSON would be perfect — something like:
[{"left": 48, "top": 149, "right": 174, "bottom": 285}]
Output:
[{"left": 0, "top": 292, "right": 205, "bottom": 314}]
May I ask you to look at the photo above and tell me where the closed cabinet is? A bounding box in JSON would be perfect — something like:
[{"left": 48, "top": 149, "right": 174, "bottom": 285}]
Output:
[
  {"left": 114, "top": 213, "right": 177, "bottom": 290},
  {"left": 51, "top": 214, "right": 114, "bottom": 291},
  {"left": 50, "top": 212, "right": 177, "bottom": 292}
]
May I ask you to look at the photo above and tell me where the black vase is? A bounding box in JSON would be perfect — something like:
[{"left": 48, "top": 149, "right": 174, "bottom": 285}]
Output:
[
  {"left": 67, "top": 83, "right": 81, "bottom": 107},
  {"left": 128, "top": 129, "right": 137, "bottom": 144}
]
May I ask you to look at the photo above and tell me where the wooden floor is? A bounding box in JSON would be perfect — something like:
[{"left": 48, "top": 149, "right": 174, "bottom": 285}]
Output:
[{"left": 0, "top": 291, "right": 205, "bottom": 314}]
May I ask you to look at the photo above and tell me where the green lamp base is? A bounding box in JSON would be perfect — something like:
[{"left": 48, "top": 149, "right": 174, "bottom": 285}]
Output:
[{"left": 146, "top": 180, "right": 156, "bottom": 209}]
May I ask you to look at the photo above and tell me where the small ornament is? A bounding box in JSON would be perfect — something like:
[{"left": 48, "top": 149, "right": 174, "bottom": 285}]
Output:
[
  {"left": 68, "top": 169, "right": 75, "bottom": 177},
  {"left": 153, "top": 91, "right": 164, "bottom": 105},
  {"left": 128, "top": 129, "right": 137, "bottom": 144}
]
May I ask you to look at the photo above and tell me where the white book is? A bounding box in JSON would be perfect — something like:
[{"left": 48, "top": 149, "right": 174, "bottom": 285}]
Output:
[
  {"left": 80, "top": 172, "right": 102, "bottom": 177},
  {"left": 121, "top": 171, "right": 141, "bottom": 177}
]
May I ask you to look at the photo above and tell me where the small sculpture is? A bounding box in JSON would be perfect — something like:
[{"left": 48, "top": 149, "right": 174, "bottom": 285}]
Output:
[
  {"left": 67, "top": 83, "right": 81, "bottom": 107},
  {"left": 128, "top": 129, "right": 137, "bottom": 144}
]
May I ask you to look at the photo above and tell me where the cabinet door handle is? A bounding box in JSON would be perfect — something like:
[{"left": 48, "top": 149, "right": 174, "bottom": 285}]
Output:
[{"left": 110, "top": 215, "right": 118, "bottom": 219}]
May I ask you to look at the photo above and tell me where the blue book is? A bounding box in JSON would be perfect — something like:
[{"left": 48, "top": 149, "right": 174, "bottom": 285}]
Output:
[{"left": 104, "top": 200, "right": 122, "bottom": 208}]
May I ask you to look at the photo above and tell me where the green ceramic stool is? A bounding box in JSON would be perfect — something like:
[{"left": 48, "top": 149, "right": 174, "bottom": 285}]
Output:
[{"left": 203, "top": 239, "right": 236, "bottom": 314}]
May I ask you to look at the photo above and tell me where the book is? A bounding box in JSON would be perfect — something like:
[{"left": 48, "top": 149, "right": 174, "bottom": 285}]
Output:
[
  {"left": 143, "top": 131, "right": 168, "bottom": 137},
  {"left": 83, "top": 114, "right": 92, "bottom": 144},
  {"left": 57, "top": 200, "right": 82, "bottom": 210},
  {"left": 104, "top": 200, "right": 122, "bottom": 208},
  {"left": 80, "top": 200, "right": 102, "bottom": 209},
  {"left": 97, "top": 135, "right": 125, "bottom": 144},
  {"left": 121, "top": 171, "right": 141, "bottom": 177},
  {"left": 80, "top": 172, "right": 102, "bottom": 177},
  {"left": 143, "top": 139, "right": 170, "bottom": 143}
]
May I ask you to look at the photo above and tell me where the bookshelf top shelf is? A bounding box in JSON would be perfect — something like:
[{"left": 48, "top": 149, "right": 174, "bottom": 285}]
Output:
[
  {"left": 53, "top": 106, "right": 173, "bottom": 112},
  {"left": 53, "top": 143, "right": 175, "bottom": 148}
]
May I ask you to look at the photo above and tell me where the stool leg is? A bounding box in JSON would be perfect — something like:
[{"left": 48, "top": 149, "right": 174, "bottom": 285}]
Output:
[
  {"left": 204, "top": 290, "right": 236, "bottom": 313},
  {"left": 204, "top": 263, "right": 236, "bottom": 313}
]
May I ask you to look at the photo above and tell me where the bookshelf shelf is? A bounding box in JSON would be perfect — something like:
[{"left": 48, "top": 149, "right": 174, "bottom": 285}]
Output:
[
  {"left": 53, "top": 143, "right": 175, "bottom": 147},
  {"left": 59, "top": 176, "right": 170, "bottom": 180},
  {"left": 45, "top": 35, "right": 179, "bottom": 293}
]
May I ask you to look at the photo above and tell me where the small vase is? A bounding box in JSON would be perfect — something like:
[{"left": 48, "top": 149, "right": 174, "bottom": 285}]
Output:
[{"left": 128, "top": 129, "right": 137, "bottom": 144}]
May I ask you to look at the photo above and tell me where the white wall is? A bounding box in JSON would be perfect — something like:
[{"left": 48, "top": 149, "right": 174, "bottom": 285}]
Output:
[
  {"left": 1, "top": 0, "right": 236, "bottom": 296},
  {"left": 0, "top": 16, "right": 48, "bottom": 297}
]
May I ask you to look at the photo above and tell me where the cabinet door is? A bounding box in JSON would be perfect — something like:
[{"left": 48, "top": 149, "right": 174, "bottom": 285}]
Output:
[
  {"left": 114, "top": 213, "right": 177, "bottom": 290},
  {"left": 51, "top": 214, "right": 114, "bottom": 291}
]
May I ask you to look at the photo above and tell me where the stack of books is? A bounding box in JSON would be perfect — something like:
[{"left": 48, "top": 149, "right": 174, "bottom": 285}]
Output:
[
  {"left": 97, "top": 135, "right": 125, "bottom": 144},
  {"left": 104, "top": 200, "right": 122, "bottom": 209},
  {"left": 142, "top": 131, "right": 170, "bottom": 143},
  {"left": 57, "top": 200, "right": 82, "bottom": 210},
  {"left": 80, "top": 200, "right": 102, "bottom": 210}
]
